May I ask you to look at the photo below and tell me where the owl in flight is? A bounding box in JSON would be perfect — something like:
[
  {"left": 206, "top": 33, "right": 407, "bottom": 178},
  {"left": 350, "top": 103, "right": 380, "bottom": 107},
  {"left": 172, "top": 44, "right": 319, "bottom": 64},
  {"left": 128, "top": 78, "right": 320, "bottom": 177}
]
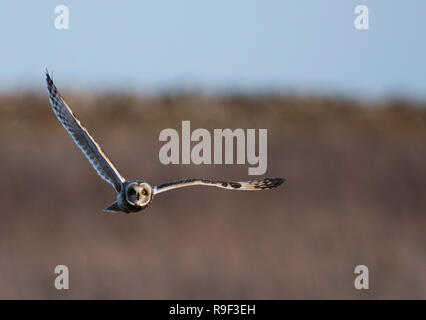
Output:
[{"left": 46, "top": 72, "right": 285, "bottom": 213}]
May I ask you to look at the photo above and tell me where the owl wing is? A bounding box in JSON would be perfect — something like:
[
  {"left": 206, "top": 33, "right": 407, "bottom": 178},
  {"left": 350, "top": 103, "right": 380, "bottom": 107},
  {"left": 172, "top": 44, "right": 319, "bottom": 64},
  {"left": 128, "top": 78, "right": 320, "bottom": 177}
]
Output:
[
  {"left": 46, "top": 71, "right": 126, "bottom": 193},
  {"left": 153, "top": 177, "right": 284, "bottom": 194}
]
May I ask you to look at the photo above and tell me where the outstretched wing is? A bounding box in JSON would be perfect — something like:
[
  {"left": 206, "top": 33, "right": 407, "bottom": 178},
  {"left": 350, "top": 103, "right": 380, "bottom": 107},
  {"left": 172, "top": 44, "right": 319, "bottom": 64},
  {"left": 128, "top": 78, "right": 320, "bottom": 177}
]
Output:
[
  {"left": 154, "top": 177, "right": 285, "bottom": 194},
  {"left": 45, "top": 71, "right": 125, "bottom": 193}
]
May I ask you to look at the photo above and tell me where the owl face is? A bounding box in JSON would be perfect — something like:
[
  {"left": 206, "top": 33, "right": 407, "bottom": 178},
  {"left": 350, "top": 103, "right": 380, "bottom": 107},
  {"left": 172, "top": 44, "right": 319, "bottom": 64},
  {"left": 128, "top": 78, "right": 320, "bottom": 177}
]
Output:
[{"left": 125, "top": 182, "right": 152, "bottom": 207}]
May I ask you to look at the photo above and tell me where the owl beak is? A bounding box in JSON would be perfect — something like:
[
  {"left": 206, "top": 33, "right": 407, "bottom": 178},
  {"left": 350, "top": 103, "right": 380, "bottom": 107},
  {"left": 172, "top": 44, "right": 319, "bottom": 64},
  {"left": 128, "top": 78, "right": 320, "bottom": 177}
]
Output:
[{"left": 134, "top": 185, "right": 145, "bottom": 206}]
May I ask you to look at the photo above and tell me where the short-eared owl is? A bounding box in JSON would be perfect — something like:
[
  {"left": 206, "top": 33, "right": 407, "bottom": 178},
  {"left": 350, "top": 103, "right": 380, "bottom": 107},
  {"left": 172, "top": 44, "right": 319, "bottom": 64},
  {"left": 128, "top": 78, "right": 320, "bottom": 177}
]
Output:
[{"left": 46, "top": 72, "right": 285, "bottom": 213}]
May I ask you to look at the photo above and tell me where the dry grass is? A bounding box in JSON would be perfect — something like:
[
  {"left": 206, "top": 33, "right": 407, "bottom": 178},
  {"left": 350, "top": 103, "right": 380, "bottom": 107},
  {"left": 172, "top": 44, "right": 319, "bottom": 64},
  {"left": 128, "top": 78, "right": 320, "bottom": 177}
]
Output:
[{"left": 0, "top": 92, "right": 425, "bottom": 299}]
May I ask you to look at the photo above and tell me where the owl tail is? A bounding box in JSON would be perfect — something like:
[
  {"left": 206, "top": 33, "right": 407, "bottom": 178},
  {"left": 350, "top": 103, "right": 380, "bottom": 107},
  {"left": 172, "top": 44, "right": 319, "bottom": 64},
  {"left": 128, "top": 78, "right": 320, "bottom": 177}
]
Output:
[{"left": 103, "top": 201, "right": 120, "bottom": 213}]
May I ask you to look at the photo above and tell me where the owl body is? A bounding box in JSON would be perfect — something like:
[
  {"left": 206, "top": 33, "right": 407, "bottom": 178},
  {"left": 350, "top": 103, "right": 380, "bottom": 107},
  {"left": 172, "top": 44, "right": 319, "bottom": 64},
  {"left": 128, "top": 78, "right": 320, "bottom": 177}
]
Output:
[{"left": 107, "top": 180, "right": 154, "bottom": 213}]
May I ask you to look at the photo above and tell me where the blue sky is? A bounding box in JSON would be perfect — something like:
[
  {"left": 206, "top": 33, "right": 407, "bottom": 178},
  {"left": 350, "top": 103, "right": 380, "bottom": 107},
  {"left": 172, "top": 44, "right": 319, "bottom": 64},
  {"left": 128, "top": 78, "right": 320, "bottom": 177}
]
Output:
[{"left": 1, "top": 1, "right": 426, "bottom": 99}]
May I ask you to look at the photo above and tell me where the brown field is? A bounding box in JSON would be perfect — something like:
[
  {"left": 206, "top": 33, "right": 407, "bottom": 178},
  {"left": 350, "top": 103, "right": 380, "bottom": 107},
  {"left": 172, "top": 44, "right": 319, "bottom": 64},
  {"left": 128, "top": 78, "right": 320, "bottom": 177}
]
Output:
[{"left": 0, "top": 92, "right": 425, "bottom": 299}]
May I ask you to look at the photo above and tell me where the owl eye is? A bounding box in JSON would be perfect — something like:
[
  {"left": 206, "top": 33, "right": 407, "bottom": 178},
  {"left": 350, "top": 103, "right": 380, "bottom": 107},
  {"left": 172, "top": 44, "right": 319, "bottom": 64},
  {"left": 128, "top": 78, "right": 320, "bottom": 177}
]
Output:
[
  {"left": 128, "top": 188, "right": 136, "bottom": 196},
  {"left": 141, "top": 189, "right": 147, "bottom": 195}
]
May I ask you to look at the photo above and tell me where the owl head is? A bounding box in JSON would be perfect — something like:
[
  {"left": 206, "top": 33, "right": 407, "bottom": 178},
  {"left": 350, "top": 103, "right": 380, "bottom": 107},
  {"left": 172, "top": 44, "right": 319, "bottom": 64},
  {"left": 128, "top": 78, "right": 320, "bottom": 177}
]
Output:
[{"left": 124, "top": 181, "right": 153, "bottom": 207}]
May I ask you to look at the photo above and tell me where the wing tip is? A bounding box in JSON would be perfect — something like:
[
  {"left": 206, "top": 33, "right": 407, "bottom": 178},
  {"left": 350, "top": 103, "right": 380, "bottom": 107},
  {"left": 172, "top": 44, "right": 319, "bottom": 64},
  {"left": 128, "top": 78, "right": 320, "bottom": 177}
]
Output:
[
  {"left": 45, "top": 69, "right": 55, "bottom": 92},
  {"left": 253, "top": 177, "right": 285, "bottom": 190},
  {"left": 45, "top": 68, "right": 51, "bottom": 80},
  {"left": 274, "top": 177, "right": 285, "bottom": 187}
]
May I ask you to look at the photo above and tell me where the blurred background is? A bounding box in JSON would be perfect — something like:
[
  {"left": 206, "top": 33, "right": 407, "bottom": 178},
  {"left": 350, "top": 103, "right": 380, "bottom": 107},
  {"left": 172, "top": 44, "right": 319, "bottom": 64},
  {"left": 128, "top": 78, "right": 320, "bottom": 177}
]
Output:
[{"left": 0, "top": 1, "right": 426, "bottom": 299}]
